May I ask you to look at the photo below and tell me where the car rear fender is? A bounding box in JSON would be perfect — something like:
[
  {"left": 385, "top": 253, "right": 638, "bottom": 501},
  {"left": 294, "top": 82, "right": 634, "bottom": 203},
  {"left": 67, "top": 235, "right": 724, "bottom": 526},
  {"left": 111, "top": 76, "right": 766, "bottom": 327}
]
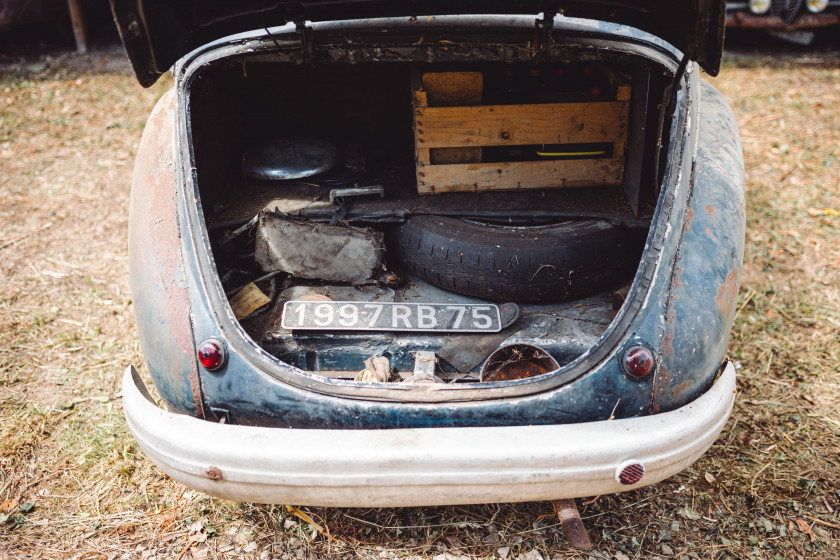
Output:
[
  {"left": 651, "top": 80, "right": 746, "bottom": 412},
  {"left": 129, "top": 88, "right": 204, "bottom": 418}
]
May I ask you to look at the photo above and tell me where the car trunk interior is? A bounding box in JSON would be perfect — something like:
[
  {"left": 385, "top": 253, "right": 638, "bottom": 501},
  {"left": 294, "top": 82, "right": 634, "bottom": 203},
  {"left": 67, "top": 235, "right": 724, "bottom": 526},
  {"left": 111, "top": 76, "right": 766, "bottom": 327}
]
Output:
[{"left": 186, "top": 38, "right": 675, "bottom": 384}]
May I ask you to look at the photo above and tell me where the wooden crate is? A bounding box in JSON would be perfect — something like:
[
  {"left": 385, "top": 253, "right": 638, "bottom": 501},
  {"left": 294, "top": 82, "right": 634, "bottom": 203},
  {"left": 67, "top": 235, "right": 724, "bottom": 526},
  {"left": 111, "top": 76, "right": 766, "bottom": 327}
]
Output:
[{"left": 414, "top": 72, "right": 630, "bottom": 195}]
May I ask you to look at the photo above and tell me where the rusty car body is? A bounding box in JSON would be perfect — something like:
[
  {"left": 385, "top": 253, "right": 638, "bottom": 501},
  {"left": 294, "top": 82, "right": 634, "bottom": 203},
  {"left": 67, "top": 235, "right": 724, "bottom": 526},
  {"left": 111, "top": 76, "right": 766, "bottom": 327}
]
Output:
[{"left": 113, "top": 0, "right": 745, "bottom": 506}]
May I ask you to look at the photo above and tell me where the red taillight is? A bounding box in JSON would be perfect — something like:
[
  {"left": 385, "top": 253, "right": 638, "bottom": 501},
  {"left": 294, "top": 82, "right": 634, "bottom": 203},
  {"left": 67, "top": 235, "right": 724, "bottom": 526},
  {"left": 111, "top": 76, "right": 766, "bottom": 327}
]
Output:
[
  {"left": 623, "top": 346, "right": 654, "bottom": 379},
  {"left": 617, "top": 462, "right": 645, "bottom": 485},
  {"left": 197, "top": 339, "right": 226, "bottom": 371}
]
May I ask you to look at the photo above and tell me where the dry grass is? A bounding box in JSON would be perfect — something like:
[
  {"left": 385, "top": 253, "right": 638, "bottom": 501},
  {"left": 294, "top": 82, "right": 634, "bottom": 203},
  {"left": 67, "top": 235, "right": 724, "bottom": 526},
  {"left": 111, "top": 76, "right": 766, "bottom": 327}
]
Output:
[{"left": 0, "top": 40, "right": 839, "bottom": 559}]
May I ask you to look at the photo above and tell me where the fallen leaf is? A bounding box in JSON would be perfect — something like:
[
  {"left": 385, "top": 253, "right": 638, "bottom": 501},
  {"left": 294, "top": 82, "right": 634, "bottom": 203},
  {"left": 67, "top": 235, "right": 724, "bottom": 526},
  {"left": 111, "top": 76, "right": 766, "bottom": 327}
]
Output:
[
  {"left": 284, "top": 505, "right": 336, "bottom": 542},
  {"left": 808, "top": 207, "right": 839, "bottom": 217},
  {"left": 677, "top": 507, "right": 702, "bottom": 520},
  {"left": 116, "top": 525, "right": 136, "bottom": 535},
  {"left": 794, "top": 518, "right": 816, "bottom": 542},
  {"left": 0, "top": 499, "right": 19, "bottom": 513}
]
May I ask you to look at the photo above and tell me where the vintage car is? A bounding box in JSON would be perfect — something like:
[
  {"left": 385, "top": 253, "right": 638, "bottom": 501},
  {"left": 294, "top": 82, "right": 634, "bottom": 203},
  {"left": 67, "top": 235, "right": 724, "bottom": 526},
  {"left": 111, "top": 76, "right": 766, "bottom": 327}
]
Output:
[
  {"left": 726, "top": 0, "right": 840, "bottom": 42},
  {"left": 114, "top": 0, "right": 744, "bottom": 507}
]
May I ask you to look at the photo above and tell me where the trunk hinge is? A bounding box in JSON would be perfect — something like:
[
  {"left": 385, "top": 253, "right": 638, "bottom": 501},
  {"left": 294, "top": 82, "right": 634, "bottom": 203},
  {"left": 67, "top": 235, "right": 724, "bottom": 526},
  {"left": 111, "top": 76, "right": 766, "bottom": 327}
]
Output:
[
  {"left": 652, "top": 51, "right": 692, "bottom": 195},
  {"left": 533, "top": 7, "right": 558, "bottom": 56},
  {"left": 295, "top": 20, "right": 315, "bottom": 63},
  {"left": 664, "top": 52, "right": 691, "bottom": 120}
]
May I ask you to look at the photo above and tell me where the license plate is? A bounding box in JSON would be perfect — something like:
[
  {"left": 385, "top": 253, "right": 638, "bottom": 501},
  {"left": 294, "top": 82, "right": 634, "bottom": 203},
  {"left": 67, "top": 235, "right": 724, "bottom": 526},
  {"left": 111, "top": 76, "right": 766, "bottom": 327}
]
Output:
[{"left": 281, "top": 301, "right": 502, "bottom": 332}]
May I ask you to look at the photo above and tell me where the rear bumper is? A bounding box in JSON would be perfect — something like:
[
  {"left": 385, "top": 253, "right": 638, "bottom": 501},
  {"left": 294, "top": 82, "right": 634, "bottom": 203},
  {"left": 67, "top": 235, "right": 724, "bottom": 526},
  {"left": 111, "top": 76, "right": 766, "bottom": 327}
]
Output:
[{"left": 122, "top": 362, "right": 736, "bottom": 507}]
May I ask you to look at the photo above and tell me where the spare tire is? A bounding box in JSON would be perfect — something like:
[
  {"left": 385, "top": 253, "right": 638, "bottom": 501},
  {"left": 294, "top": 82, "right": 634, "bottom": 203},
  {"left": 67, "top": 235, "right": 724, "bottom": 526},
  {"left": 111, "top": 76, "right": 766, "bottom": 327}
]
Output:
[{"left": 393, "top": 216, "right": 645, "bottom": 303}]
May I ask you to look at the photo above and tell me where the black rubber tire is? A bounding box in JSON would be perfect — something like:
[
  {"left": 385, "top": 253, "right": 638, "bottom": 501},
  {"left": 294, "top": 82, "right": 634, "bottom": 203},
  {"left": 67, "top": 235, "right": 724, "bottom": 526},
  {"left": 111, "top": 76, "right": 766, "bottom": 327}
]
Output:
[{"left": 393, "top": 216, "right": 645, "bottom": 303}]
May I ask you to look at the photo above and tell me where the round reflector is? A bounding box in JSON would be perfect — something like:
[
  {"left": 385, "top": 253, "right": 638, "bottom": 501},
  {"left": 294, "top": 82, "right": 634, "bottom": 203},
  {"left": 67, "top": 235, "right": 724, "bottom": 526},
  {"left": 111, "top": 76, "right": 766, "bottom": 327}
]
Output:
[
  {"left": 616, "top": 461, "right": 646, "bottom": 485},
  {"left": 623, "top": 345, "right": 655, "bottom": 379},
  {"left": 197, "top": 339, "right": 226, "bottom": 371}
]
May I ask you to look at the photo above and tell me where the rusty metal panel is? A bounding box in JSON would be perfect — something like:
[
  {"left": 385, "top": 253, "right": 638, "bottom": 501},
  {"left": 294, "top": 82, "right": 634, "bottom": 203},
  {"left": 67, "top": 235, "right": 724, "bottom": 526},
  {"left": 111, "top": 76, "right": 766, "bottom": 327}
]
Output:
[
  {"left": 650, "top": 81, "right": 745, "bottom": 413},
  {"left": 129, "top": 88, "right": 204, "bottom": 417}
]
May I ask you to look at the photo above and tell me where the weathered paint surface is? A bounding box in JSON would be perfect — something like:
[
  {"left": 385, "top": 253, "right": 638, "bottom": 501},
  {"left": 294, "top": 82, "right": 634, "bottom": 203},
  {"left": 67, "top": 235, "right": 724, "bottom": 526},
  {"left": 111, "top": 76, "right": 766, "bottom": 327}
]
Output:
[
  {"left": 715, "top": 269, "right": 739, "bottom": 324},
  {"left": 650, "top": 81, "right": 745, "bottom": 413},
  {"left": 129, "top": 88, "right": 203, "bottom": 417}
]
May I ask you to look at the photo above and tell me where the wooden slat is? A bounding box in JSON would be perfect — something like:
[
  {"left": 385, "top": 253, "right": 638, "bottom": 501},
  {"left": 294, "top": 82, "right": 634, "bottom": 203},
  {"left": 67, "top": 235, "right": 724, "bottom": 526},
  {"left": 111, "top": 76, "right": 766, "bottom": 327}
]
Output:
[
  {"left": 422, "top": 72, "right": 483, "bottom": 165},
  {"left": 417, "top": 159, "right": 624, "bottom": 194},
  {"left": 417, "top": 148, "right": 430, "bottom": 166},
  {"left": 422, "top": 72, "right": 483, "bottom": 107},
  {"left": 413, "top": 88, "right": 431, "bottom": 166},
  {"left": 430, "top": 147, "right": 482, "bottom": 164},
  {"left": 613, "top": 85, "right": 632, "bottom": 159},
  {"left": 415, "top": 101, "right": 629, "bottom": 149},
  {"left": 616, "top": 85, "right": 632, "bottom": 101}
]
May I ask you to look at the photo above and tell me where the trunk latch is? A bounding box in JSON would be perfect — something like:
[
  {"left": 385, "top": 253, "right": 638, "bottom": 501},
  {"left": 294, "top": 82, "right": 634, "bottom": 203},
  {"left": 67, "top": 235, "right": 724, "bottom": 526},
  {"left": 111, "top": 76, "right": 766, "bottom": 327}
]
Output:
[
  {"left": 296, "top": 21, "right": 315, "bottom": 62},
  {"left": 533, "top": 8, "right": 558, "bottom": 56}
]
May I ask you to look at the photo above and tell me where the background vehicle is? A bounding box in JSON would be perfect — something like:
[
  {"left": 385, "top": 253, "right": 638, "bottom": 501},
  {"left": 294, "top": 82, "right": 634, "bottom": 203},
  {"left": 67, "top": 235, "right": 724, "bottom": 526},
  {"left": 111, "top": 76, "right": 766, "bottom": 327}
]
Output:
[{"left": 726, "top": 0, "right": 840, "bottom": 44}]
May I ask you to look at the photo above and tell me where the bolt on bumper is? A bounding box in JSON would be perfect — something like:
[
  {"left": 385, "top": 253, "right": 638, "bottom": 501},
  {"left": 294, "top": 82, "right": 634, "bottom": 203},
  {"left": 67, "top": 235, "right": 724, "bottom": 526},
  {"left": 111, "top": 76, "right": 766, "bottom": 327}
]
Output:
[{"left": 122, "top": 362, "right": 736, "bottom": 507}]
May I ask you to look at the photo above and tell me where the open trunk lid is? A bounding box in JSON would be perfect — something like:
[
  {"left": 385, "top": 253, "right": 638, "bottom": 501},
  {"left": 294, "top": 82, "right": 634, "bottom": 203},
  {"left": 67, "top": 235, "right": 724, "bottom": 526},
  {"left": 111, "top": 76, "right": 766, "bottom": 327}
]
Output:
[{"left": 109, "top": 0, "right": 725, "bottom": 87}]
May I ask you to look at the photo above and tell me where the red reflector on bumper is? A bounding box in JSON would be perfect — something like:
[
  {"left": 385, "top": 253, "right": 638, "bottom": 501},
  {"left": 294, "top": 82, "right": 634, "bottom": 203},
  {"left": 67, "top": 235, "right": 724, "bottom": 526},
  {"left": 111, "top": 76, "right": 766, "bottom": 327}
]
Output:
[{"left": 617, "top": 462, "right": 645, "bottom": 485}]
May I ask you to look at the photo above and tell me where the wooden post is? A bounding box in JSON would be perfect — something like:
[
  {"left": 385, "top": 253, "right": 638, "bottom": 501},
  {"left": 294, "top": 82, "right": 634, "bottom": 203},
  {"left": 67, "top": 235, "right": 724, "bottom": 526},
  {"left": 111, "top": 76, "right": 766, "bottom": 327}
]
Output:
[{"left": 66, "top": 0, "right": 88, "bottom": 54}]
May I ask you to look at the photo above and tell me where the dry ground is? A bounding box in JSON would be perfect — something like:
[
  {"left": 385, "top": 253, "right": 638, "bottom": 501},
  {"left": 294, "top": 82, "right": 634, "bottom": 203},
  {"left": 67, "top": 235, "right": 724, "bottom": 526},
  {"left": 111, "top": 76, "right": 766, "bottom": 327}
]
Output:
[{"left": 0, "top": 41, "right": 839, "bottom": 560}]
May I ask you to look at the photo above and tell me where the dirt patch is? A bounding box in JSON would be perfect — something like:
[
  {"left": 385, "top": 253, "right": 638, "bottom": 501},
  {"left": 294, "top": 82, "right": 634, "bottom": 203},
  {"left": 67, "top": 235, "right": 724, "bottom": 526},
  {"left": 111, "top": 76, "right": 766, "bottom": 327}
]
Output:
[{"left": 1, "top": 44, "right": 839, "bottom": 559}]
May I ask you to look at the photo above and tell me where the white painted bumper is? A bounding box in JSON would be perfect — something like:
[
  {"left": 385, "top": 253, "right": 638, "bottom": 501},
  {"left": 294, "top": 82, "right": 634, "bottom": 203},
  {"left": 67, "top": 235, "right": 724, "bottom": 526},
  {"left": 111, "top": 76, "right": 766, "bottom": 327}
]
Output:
[{"left": 122, "top": 362, "right": 736, "bottom": 506}]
